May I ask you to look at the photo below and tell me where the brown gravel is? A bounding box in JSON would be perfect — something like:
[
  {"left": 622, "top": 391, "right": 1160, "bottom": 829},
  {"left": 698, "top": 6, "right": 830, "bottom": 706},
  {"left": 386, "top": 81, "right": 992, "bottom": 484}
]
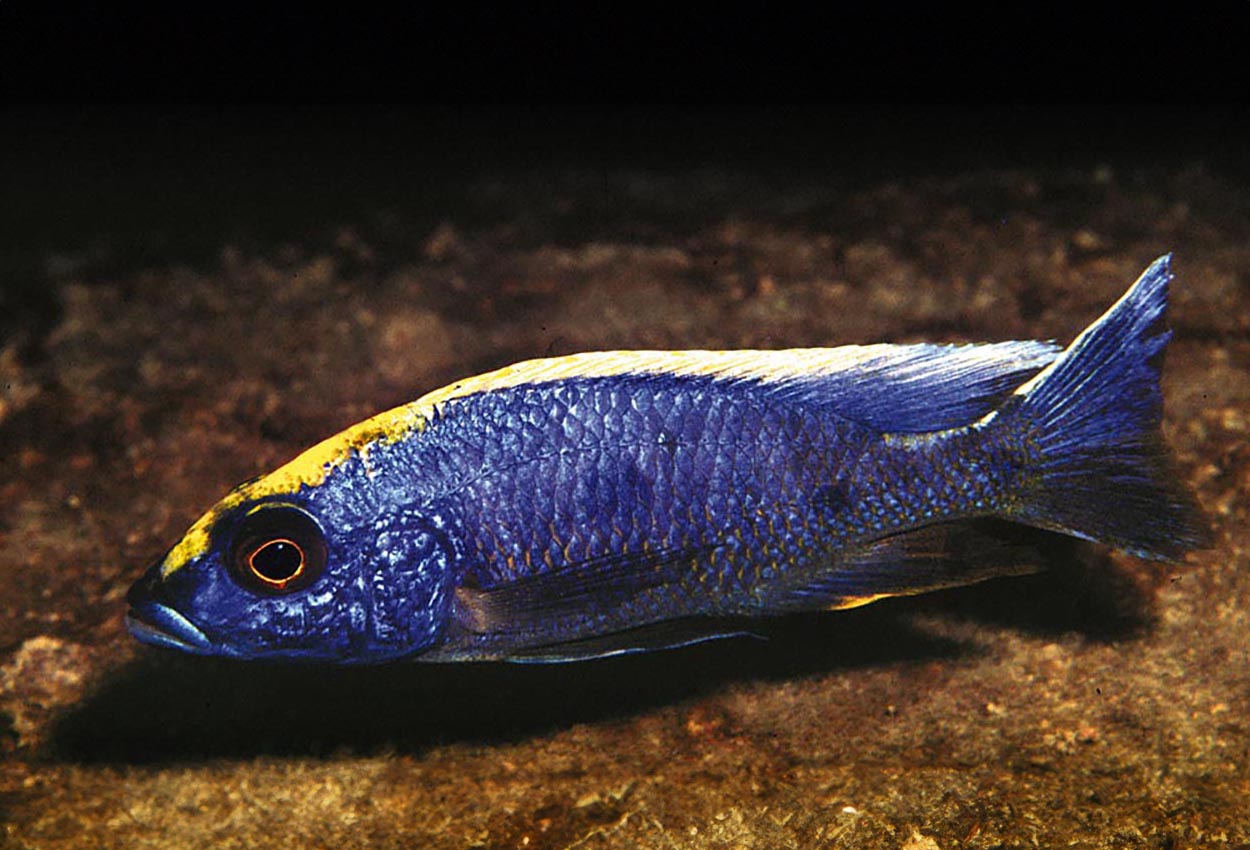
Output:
[{"left": 2, "top": 161, "right": 1248, "bottom": 849}]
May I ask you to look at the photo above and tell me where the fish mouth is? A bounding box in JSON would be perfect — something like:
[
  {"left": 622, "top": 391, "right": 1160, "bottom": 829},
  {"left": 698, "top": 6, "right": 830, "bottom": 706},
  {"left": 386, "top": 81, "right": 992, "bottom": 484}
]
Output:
[
  {"left": 125, "top": 566, "right": 215, "bottom": 655},
  {"left": 125, "top": 604, "right": 214, "bottom": 654}
]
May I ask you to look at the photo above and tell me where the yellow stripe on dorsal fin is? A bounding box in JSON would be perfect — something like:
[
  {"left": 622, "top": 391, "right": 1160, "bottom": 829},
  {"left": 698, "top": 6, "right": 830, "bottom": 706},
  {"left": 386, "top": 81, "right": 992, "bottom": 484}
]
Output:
[
  {"left": 160, "top": 342, "right": 1057, "bottom": 578},
  {"left": 249, "top": 347, "right": 911, "bottom": 495},
  {"left": 161, "top": 348, "right": 893, "bottom": 577}
]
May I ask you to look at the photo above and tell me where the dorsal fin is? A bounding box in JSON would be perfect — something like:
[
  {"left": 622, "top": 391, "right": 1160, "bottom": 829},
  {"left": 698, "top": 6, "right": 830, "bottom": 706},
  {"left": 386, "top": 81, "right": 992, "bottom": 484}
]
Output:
[
  {"left": 433, "top": 341, "right": 1059, "bottom": 434},
  {"left": 753, "top": 340, "right": 1060, "bottom": 432}
]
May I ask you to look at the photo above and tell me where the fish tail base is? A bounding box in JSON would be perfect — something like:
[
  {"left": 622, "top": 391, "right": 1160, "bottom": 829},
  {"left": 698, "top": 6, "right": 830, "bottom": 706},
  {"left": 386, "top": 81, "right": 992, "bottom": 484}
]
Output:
[{"left": 1008, "top": 255, "right": 1208, "bottom": 560}]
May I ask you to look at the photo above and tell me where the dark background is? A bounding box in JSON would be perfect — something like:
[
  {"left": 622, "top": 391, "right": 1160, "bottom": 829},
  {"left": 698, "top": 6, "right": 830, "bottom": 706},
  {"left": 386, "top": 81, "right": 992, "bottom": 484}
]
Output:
[
  {"left": 2, "top": 6, "right": 1247, "bottom": 110},
  {"left": 4, "top": 9, "right": 1250, "bottom": 845},
  {"left": 1, "top": 5, "right": 1248, "bottom": 286}
]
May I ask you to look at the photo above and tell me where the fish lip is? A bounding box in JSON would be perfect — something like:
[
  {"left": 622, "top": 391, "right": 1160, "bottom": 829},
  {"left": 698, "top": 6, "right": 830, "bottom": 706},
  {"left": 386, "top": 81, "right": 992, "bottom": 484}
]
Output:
[
  {"left": 125, "top": 606, "right": 215, "bottom": 654},
  {"left": 126, "top": 564, "right": 216, "bottom": 654}
]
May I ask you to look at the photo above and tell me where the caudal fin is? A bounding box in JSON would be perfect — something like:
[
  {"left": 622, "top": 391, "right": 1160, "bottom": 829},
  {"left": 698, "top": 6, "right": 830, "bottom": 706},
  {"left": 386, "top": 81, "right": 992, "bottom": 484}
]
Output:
[{"left": 1008, "top": 255, "right": 1208, "bottom": 559}]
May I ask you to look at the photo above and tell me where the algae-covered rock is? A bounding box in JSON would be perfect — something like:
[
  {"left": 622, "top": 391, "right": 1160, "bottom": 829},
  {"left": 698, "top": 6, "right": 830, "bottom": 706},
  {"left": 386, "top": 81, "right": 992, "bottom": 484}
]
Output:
[{"left": 2, "top": 143, "right": 1248, "bottom": 850}]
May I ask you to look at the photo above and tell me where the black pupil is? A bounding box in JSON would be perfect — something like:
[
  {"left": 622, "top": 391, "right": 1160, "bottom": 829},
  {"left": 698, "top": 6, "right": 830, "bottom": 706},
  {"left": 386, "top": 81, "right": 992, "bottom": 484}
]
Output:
[{"left": 250, "top": 539, "right": 304, "bottom": 581}]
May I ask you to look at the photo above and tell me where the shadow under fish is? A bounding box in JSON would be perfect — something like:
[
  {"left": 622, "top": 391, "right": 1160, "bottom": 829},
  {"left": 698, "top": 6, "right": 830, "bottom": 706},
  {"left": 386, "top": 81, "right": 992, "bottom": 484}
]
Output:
[{"left": 59, "top": 529, "right": 1149, "bottom": 763}]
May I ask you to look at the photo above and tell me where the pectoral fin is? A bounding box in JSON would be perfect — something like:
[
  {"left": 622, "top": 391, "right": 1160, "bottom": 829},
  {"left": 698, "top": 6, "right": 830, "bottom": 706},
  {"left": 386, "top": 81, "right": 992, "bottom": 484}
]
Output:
[{"left": 453, "top": 543, "right": 713, "bottom": 636}]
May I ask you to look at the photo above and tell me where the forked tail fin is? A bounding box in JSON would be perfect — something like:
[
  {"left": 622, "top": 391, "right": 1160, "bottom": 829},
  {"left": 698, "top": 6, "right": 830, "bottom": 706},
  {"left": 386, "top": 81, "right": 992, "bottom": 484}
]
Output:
[{"left": 1008, "top": 255, "right": 1208, "bottom": 559}]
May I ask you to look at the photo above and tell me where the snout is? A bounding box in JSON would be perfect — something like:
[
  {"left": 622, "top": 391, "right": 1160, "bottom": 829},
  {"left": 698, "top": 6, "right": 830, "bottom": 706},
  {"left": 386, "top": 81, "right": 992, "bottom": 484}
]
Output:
[{"left": 126, "top": 560, "right": 214, "bottom": 654}]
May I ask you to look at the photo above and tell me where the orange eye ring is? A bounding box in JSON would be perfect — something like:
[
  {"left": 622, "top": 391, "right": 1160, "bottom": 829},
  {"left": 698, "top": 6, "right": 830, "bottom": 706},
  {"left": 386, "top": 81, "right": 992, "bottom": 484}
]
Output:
[
  {"left": 228, "top": 506, "right": 327, "bottom": 595},
  {"left": 245, "top": 537, "right": 307, "bottom": 589}
]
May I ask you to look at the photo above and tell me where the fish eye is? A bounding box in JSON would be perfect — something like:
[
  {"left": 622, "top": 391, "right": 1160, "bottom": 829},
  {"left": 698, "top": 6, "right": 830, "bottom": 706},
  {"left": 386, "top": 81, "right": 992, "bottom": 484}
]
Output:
[{"left": 229, "top": 505, "right": 327, "bottom": 594}]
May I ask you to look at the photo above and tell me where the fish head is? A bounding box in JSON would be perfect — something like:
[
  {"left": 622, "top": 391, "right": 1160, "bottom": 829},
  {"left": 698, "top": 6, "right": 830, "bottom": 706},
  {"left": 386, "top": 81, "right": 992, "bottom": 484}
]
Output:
[{"left": 126, "top": 455, "right": 459, "bottom": 663}]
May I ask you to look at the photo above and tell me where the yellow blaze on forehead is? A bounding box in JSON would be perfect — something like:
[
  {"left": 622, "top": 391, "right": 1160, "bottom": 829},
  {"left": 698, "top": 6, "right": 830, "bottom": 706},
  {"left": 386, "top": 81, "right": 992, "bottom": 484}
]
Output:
[
  {"left": 159, "top": 346, "right": 895, "bottom": 578},
  {"left": 159, "top": 401, "right": 431, "bottom": 578}
]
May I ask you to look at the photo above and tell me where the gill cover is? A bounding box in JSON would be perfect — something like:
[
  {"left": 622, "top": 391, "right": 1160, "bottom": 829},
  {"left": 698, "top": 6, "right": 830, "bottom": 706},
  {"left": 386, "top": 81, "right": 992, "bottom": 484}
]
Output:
[{"left": 128, "top": 487, "right": 460, "bottom": 662}]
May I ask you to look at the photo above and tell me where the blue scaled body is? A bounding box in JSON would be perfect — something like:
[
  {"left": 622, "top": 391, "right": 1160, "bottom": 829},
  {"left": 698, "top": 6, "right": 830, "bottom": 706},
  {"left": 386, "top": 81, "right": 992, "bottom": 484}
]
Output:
[{"left": 126, "top": 256, "right": 1207, "bottom": 663}]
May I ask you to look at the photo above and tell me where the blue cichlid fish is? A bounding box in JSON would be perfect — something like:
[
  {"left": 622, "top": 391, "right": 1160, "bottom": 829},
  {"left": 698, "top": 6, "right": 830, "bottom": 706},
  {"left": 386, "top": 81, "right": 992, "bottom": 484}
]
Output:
[{"left": 127, "top": 256, "right": 1207, "bottom": 663}]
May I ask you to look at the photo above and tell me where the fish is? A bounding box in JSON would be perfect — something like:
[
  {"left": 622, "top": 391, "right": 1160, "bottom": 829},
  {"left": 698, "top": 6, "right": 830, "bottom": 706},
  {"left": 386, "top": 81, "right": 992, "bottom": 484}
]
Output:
[{"left": 126, "top": 255, "right": 1208, "bottom": 663}]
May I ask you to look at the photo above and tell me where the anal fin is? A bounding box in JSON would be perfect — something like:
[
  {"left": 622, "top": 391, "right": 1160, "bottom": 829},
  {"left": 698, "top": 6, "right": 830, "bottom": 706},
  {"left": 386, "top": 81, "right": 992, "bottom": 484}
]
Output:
[{"left": 767, "top": 519, "right": 1048, "bottom": 613}]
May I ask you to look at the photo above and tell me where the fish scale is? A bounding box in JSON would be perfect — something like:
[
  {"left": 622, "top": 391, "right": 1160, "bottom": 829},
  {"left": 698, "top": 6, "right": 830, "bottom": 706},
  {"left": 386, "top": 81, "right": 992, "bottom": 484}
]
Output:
[
  {"left": 125, "top": 257, "right": 1208, "bottom": 663},
  {"left": 432, "top": 377, "right": 879, "bottom": 614}
]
